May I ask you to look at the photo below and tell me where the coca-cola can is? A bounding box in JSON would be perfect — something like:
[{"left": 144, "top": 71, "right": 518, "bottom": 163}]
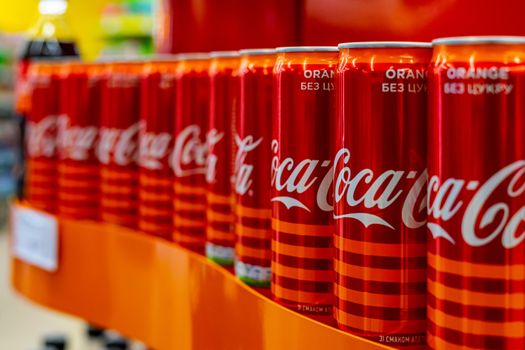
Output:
[
  {"left": 98, "top": 59, "right": 143, "bottom": 229},
  {"left": 427, "top": 36, "right": 525, "bottom": 349},
  {"left": 234, "top": 48, "right": 275, "bottom": 287},
  {"left": 271, "top": 46, "right": 338, "bottom": 324},
  {"left": 206, "top": 51, "right": 240, "bottom": 266},
  {"left": 138, "top": 56, "right": 178, "bottom": 239},
  {"left": 57, "top": 61, "right": 103, "bottom": 220},
  {"left": 334, "top": 42, "right": 431, "bottom": 347},
  {"left": 172, "top": 53, "right": 210, "bottom": 253},
  {"left": 25, "top": 60, "right": 62, "bottom": 213}
]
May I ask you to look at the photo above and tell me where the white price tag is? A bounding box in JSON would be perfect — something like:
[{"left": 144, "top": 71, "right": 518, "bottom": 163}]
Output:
[{"left": 12, "top": 206, "right": 59, "bottom": 272}]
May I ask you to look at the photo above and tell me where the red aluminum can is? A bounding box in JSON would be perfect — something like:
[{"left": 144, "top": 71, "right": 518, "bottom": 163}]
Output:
[
  {"left": 172, "top": 53, "right": 210, "bottom": 253},
  {"left": 25, "top": 61, "right": 62, "bottom": 213},
  {"left": 138, "top": 57, "right": 178, "bottom": 239},
  {"left": 334, "top": 42, "right": 431, "bottom": 347},
  {"left": 206, "top": 51, "right": 240, "bottom": 265},
  {"left": 57, "top": 62, "right": 103, "bottom": 220},
  {"left": 271, "top": 46, "right": 338, "bottom": 324},
  {"left": 427, "top": 36, "right": 525, "bottom": 350},
  {"left": 234, "top": 48, "right": 275, "bottom": 287},
  {"left": 98, "top": 60, "right": 143, "bottom": 229}
]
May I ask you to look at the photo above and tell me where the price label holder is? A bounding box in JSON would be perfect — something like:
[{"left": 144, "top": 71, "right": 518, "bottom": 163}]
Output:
[{"left": 12, "top": 206, "right": 58, "bottom": 272}]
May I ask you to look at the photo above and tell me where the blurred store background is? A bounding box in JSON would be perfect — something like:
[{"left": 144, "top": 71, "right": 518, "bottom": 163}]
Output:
[
  {"left": 0, "top": 2, "right": 154, "bottom": 348},
  {"left": 0, "top": 0, "right": 154, "bottom": 229},
  {"left": 0, "top": 0, "right": 524, "bottom": 348}
]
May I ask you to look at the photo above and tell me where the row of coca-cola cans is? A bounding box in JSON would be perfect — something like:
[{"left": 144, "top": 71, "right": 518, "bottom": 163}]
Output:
[{"left": 25, "top": 36, "right": 524, "bottom": 350}]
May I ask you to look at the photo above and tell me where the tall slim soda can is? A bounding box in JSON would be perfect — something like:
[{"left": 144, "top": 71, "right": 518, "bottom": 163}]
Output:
[
  {"left": 172, "top": 53, "right": 210, "bottom": 253},
  {"left": 271, "top": 46, "right": 338, "bottom": 324},
  {"left": 206, "top": 51, "right": 240, "bottom": 266},
  {"left": 26, "top": 61, "right": 62, "bottom": 213},
  {"left": 98, "top": 60, "right": 143, "bottom": 229},
  {"left": 334, "top": 42, "right": 431, "bottom": 347},
  {"left": 138, "top": 57, "right": 178, "bottom": 239},
  {"left": 234, "top": 48, "right": 275, "bottom": 287},
  {"left": 428, "top": 36, "right": 525, "bottom": 350},
  {"left": 57, "top": 62, "right": 103, "bottom": 220}
]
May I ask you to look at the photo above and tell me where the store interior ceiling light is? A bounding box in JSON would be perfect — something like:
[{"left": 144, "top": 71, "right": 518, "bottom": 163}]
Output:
[{"left": 39, "top": 0, "right": 67, "bottom": 15}]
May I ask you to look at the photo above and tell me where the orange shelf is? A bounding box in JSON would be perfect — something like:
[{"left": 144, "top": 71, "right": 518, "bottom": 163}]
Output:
[{"left": 10, "top": 203, "right": 391, "bottom": 350}]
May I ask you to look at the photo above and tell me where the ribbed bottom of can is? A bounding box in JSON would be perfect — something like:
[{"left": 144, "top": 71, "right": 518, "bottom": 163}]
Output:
[
  {"left": 138, "top": 201, "right": 173, "bottom": 241},
  {"left": 58, "top": 193, "right": 99, "bottom": 220},
  {"left": 139, "top": 222, "right": 172, "bottom": 241},
  {"left": 427, "top": 249, "right": 525, "bottom": 349},
  {"left": 27, "top": 170, "right": 58, "bottom": 214},
  {"left": 175, "top": 240, "right": 205, "bottom": 255},
  {"left": 57, "top": 163, "right": 99, "bottom": 219},
  {"left": 427, "top": 322, "right": 525, "bottom": 350},
  {"left": 252, "top": 286, "right": 271, "bottom": 298},
  {"left": 58, "top": 205, "right": 98, "bottom": 220},
  {"left": 27, "top": 199, "right": 56, "bottom": 214},
  {"left": 101, "top": 212, "right": 138, "bottom": 229},
  {"left": 138, "top": 174, "right": 173, "bottom": 237}
]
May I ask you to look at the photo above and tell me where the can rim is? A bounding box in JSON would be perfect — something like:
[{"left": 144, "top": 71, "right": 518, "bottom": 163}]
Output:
[
  {"left": 210, "top": 51, "right": 240, "bottom": 58},
  {"left": 432, "top": 36, "right": 525, "bottom": 46},
  {"left": 96, "top": 55, "right": 145, "bottom": 63},
  {"left": 30, "top": 56, "right": 82, "bottom": 64},
  {"left": 239, "top": 48, "right": 276, "bottom": 55},
  {"left": 143, "top": 54, "right": 181, "bottom": 62},
  {"left": 276, "top": 46, "right": 339, "bottom": 53},
  {"left": 338, "top": 41, "right": 431, "bottom": 49},
  {"left": 177, "top": 52, "right": 210, "bottom": 61}
]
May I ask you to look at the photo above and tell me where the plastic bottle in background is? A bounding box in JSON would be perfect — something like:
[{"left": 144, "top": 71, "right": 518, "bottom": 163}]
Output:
[{"left": 16, "top": 0, "right": 79, "bottom": 199}]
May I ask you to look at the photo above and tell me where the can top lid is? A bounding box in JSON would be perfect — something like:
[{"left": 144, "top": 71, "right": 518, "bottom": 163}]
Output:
[
  {"left": 143, "top": 54, "right": 180, "bottom": 62},
  {"left": 95, "top": 55, "right": 145, "bottom": 63},
  {"left": 177, "top": 52, "right": 210, "bottom": 60},
  {"left": 432, "top": 36, "right": 525, "bottom": 46},
  {"left": 239, "top": 48, "right": 276, "bottom": 55},
  {"left": 210, "top": 51, "right": 240, "bottom": 58},
  {"left": 30, "top": 56, "right": 81, "bottom": 64},
  {"left": 338, "top": 41, "right": 431, "bottom": 49},
  {"left": 276, "top": 46, "right": 338, "bottom": 53}
]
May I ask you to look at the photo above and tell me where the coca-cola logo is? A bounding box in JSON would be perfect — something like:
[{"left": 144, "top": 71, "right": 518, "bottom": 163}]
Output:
[
  {"left": 333, "top": 148, "right": 427, "bottom": 229},
  {"left": 27, "top": 115, "right": 58, "bottom": 158},
  {"left": 97, "top": 122, "right": 141, "bottom": 166},
  {"left": 139, "top": 128, "right": 172, "bottom": 170},
  {"left": 170, "top": 125, "right": 208, "bottom": 177},
  {"left": 234, "top": 134, "right": 263, "bottom": 196},
  {"left": 271, "top": 140, "right": 333, "bottom": 212},
  {"left": 205, "top": 129, "right": 225, "bottom": 183},
  {"left": 428, "top": 160, "right": 525, "bottom": 249},
  {"left": 57, "top": 115, "right": 98, "bottom": 161}
]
